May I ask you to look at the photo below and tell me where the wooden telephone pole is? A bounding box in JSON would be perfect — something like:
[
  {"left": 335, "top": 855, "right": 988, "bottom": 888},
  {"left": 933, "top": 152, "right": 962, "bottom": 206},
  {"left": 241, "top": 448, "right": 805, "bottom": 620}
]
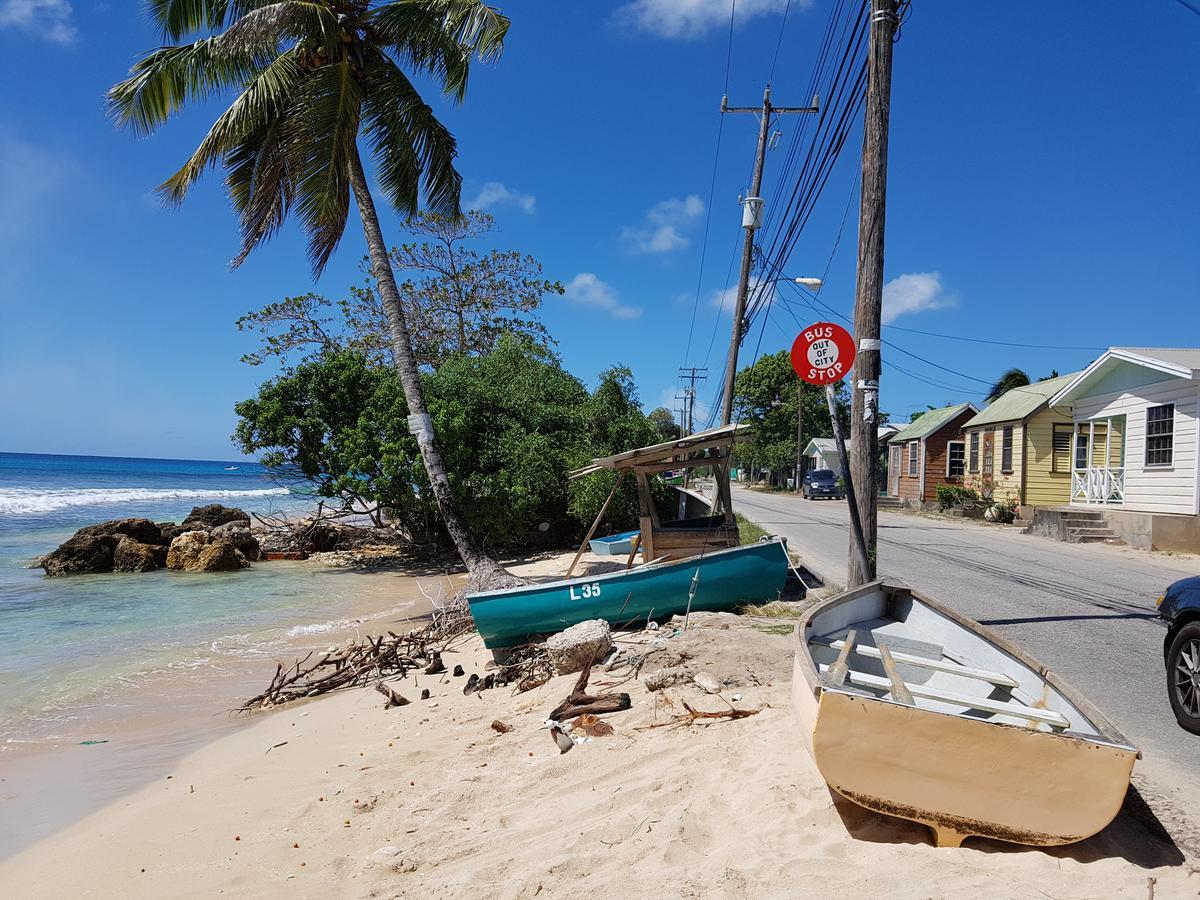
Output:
[
  {"left": 719, "top": 87, "right": 819, "bottom": 426},
  {"left": 847, "top": 0, "right": 900, "bottom": 587}
]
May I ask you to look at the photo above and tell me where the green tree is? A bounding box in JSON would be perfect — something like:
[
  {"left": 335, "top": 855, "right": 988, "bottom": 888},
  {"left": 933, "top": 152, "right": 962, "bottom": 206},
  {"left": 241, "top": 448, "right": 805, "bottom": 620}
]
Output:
[
  {"left": 730, "top": 351, "right": 849, "bottom": 486},
  {"left": 647, "top": 407, "right": 680, "bottom": 441},
  {"left": 986, "top": 368, "right": 1031, "bottom": 403},
  {"left": 109, "top": 0, "right": 517, "bottom": 590},
  {"left": 236, "top": 211, "right": 563, "bottom": 369}
]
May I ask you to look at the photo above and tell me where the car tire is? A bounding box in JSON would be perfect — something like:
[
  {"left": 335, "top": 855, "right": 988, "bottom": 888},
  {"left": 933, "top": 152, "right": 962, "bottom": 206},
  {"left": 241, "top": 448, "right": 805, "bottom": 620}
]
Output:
[{"left": 1166, "top": 621, "right": 1200, "bottom": 735}]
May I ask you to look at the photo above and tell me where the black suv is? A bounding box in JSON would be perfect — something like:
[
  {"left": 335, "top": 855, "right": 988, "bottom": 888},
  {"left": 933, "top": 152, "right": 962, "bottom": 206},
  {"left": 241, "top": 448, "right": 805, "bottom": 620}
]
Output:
[
  {"left": 803, "top": 469, "right": 844, "bottom": 500},
  {"left": 1159, "top": 576, "right": 1200, "bottom": 735}
]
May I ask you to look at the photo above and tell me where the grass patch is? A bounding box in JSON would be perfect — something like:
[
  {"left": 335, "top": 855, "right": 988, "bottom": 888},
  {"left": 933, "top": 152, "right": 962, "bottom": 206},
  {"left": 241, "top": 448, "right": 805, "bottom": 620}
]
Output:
[
  {"left": 750, "top": 623, "right": 796, "bottom": 636},
  {"left": 735, "top": 513, "right": 769, "bottom": 544},
  {"left": 739, "top": 600, "right": 804, "bottom": 618}
]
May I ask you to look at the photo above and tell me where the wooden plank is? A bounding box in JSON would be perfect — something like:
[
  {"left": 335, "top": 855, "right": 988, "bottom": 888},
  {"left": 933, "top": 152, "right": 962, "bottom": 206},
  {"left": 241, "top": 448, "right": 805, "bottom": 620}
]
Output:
[
  {"left": 624, "top": 532, "right": 641, "bottom": 570},
  {"left": 819, "top": 666, "right": 1070, "bottom": 729},
  {"left": 635, "top": 471, "right": 661, "bottom": 527},
  {"left": 827, "top": 628, "right": 857, "bottom": 685},
  {"left": 638, "top": 516, "right": 655, "bottom": 562},
  {"left": 815, "top": 638, "right": 1019, "bottom": 688},
  {"left": 565, "top": 471, "right": 626, "bottom": 580},
  {"left": 877, "top": 642, "right": 915, "bottom": 706}
]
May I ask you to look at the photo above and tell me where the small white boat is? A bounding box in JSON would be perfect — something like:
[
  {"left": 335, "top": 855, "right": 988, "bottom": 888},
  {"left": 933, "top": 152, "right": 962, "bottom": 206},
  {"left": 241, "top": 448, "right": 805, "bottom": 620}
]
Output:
[
  {"left": 224, "top": 465, "right": 240, "bottom": 471},
  {"left": 793, "top": 578, "right": 1139, "bottom": 848}
]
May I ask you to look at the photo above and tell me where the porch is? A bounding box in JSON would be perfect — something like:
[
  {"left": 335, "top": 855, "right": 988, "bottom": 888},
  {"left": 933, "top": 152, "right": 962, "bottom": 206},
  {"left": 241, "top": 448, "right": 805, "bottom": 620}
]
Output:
[{"left": 1070, "top": 415, "right": 1126, "bottom": 506}]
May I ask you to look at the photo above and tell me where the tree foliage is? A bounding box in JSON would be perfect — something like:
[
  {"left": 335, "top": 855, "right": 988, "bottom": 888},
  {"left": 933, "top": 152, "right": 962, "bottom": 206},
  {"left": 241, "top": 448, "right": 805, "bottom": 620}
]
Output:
[
  {"left": 647, "top": 407, "right": 681, "bottom": 441},
  {"left": 236, "top": 211, "right": 563, "bottom": 369},
  {"left": 986, "top": 368, "right": 1031, "bottom": 403},
  {"left": 234, "top": 344, "right": 668, "bottom": 548},
  {"left": 730, "top": 351, "right": 850, "bottom": 483}
]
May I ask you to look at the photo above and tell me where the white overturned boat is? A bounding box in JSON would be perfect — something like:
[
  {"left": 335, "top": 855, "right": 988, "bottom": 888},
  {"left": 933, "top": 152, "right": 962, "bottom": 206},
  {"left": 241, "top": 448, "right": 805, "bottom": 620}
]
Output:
[{"left": 793, "top": 579, "right": 1139, "bottom": 848}]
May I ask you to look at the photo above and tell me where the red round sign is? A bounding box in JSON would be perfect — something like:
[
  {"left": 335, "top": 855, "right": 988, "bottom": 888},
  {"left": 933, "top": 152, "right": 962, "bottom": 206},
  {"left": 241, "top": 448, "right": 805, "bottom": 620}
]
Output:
[{"left": 791, "top": 322, "right": 856, "bottom": 385}]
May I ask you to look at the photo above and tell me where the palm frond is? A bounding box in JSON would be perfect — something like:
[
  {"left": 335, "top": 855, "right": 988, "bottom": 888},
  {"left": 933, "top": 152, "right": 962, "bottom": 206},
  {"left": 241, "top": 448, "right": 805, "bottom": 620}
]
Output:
[
  {"left": 107, "top": 39, "right": 272, "bottom": 136},
  {"left": 370, "top": 0, "right": 509, "bottom": 102},
  {"left": 361, "top": 49, "right": 461, "bottom": 217},
  {"left": 221, "top": 2, "right": 342, "bottom": 58},
  {"left": 287, "top": 59, "right": 364, "bottom": 275},
  {"left": 147, "top": 0, "right": 269, "bottom": 40},
  {"left": 227, "top": 112, "right": 299, "bottom": 267},
  {"left": 160, "top": 50, "right": 302, "bottom": 205}
]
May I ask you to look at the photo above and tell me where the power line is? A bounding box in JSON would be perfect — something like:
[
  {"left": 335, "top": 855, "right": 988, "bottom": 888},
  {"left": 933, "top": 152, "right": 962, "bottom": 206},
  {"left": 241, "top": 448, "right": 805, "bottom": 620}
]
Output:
[
  {"left": 768, "top": 0, "right": 793, "bottom": 85},
  {"left": 1173, "top": 0, "right": 1200, "bottom": 17}
]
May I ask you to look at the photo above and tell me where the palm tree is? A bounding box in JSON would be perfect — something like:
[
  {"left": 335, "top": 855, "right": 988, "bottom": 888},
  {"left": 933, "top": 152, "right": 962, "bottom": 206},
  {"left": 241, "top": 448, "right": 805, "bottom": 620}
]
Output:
[
  {"left": 108, "top": 0, "right": 521, "bottom": 591},
  {"left": 985, "top": 367, "right": 1031, "bottom": 403}
]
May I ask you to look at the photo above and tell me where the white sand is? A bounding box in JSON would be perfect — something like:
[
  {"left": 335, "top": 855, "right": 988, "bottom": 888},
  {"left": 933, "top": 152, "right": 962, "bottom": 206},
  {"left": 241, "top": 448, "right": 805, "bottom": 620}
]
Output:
[{"left": 1, "top": 609, "right": 1192, "bottom": 899}]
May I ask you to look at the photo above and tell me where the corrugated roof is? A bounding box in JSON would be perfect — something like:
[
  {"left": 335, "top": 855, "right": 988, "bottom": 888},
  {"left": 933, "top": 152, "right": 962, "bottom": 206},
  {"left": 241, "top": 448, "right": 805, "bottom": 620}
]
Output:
[
  {"left": 963, "top": 373, "right": 1078, "bottom": 429},
  {"left": 887, "top": 403, "right": 975, "bottom": 443},
  {"left": 806, "top": 438, "right": 838, "bottom": 455},
  {"left": 1113, "top": 348, "right": 1200, "bottom": 374}
]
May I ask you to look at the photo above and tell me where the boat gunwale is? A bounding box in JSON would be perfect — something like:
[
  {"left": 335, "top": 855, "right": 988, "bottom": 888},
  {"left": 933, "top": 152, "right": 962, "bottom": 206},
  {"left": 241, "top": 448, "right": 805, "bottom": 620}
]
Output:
[
  {"left": 467, "top": 537, "right": 788, "bottom": 602},
  {"left": 793, "top": 578, "right": 1138, "bottom": 755}
]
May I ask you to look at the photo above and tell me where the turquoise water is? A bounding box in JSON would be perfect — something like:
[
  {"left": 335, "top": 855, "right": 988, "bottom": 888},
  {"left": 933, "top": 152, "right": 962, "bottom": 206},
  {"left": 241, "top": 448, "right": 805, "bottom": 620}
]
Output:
[{"left": 0, "top": 453, "right": 416, "bottom": 742}]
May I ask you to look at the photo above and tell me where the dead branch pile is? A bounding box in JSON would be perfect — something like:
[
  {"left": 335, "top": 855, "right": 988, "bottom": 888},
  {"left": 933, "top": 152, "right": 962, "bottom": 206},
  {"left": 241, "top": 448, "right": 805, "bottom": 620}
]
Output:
[
  {"left": 549, "top": 662, "right": 631, "bottom": 721},
  {"left": 239, "top": 591, "right": 474, "bottom": 711},
  {"left": 638, "top": 697, "right": 765, "bottom": 730}
]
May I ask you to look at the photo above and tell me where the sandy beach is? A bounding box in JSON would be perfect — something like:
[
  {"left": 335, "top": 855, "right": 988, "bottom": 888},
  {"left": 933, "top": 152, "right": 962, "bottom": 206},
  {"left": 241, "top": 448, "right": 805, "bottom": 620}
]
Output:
[{"left": 2, "top": 575, "right": 1196, "bottom": 899}]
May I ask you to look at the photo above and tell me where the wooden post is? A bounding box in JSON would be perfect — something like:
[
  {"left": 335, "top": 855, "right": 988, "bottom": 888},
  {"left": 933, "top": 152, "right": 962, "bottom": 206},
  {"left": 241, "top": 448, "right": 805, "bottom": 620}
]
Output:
[
  {"left": 847, "top": 0, "right": 899, "bottom": 588},
  {"left": 565, "top": 471, "right": 625, "bottom": 580},
  {"left": 624, "top": 532, "right": 641, "bottom": 570},
  {"left": 828, "top": 384, "right": 873, "bottom": 582}
]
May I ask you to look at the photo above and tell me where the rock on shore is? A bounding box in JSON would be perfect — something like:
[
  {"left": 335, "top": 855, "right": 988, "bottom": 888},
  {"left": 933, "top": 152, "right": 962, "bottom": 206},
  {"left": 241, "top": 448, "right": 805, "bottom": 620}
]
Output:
[{"left": 38, "top": 506, "right": 257, "bottom": 576}]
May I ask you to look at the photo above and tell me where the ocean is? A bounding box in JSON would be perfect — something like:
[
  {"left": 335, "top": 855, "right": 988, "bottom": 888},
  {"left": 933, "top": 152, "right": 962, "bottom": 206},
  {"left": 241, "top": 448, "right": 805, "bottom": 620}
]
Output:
[{"left": 0, "top": 452, "right": 433, "bottom": 855}]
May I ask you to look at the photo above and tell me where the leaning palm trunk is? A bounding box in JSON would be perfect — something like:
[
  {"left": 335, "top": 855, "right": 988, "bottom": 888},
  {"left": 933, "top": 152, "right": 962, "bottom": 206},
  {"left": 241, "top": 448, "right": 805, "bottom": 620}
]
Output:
[{"left": 348, "top": 149, "right": 521, "bottom": 593}]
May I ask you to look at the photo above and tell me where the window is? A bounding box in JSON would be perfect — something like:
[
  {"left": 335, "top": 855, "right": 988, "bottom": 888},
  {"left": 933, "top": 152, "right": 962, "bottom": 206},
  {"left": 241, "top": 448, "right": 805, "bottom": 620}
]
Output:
[
  {"left": 1146, "top": 404, "right": 1175, "bottom": 467},
  {"left": 968, "top": 432, "right": 980, "bottom": 473},
  {"left": 947, "top": 441, "right": 965, "bottom": 478},
  {"left": 1051, "top": 424, "right": 1073, "bottom": 473},
  {"left": 907, "top": 441, "right": 919, "bottom": 477},
  {"left": 1074, "top": 430, "right": 1089, "bottom": 470},
  {"left": 1001, "top": 425, "right": 1014, "bottom": 473}
]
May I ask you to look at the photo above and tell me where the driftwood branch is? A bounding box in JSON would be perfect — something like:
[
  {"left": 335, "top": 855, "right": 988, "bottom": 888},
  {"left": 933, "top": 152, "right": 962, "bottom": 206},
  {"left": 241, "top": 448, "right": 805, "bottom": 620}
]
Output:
[{"left": 549, "top": 662, "right": 631, "bottom": 721}]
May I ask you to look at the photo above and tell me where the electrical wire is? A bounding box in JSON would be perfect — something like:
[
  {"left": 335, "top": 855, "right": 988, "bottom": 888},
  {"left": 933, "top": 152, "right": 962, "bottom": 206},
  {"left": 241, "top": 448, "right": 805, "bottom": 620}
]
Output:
[{"left": 768, "top": 0, "right": 793, "bottom": 85}]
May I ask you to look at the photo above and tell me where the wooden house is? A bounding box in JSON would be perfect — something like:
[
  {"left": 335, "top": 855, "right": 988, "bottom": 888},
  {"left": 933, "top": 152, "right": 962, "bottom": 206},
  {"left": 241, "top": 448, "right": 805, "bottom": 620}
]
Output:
[
  {"left": 885, "top": 403, "right": 978, "bottom": 506},
  {"left": 960, "top": 373, "right": 1077, "bottom": 508},
  {"left": 1041, "top": 349, "right": 1200, "bottom": 550}
]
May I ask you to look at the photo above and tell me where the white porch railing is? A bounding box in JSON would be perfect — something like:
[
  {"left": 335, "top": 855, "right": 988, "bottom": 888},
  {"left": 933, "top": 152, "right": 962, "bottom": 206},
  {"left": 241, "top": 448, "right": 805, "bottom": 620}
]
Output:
[{"left": 1071, "top": 467, "right": 1125, "bottom": 504}]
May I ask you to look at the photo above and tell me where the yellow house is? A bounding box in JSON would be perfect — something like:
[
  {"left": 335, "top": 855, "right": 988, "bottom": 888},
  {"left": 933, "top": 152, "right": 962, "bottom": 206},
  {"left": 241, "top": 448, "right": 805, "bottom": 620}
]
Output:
[{"left": 961, "top": 373, "right": 1078, "bottom": 508}]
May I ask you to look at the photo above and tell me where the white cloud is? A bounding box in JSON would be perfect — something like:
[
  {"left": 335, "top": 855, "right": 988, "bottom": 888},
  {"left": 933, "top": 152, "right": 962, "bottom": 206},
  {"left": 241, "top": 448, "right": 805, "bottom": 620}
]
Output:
[
  {"left": 465, "top": 181, "right": 536, "bottom": 214},
  {"left": 563, "top": 273, "right": 643, "bottom": 320},
  {"left": 621, "top": 194, "right": 704, "bottom": 254},
  {"left": 881, "top": 272, "right": 954, "bottom": 324},
  {"left": 0, "top": 0, "right": 77, "bottom": 44},
  {"left": 616, "top": 0, "right": 807, "bottom": 40}
]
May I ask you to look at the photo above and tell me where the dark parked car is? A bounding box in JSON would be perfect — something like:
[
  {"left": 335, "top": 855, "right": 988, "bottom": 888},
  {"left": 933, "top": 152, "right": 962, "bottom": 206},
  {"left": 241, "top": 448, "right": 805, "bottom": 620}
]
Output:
[
  {"left": 1159, "top": 576, "right": 1200, "bottom": 735},
  {"left": 803, "top": 469, "right": 844, "bottom": 500}
]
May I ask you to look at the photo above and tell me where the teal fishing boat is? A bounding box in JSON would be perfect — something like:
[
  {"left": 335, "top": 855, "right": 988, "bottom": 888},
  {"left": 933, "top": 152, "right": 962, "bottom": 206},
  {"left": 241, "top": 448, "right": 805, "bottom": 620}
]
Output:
[
  {"left": 469, "top": 538, "right": 790, "bottom": 649},
  {"left": 467, "top": 425, "right": 792, "bottom": 648}
]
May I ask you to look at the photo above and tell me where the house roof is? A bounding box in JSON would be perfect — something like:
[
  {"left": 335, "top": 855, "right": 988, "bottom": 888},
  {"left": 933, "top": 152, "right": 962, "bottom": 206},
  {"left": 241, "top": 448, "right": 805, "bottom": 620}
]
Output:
[
  {"left": 805, "top": 438, "right": 838, "bottom": 456},
  {"left": 887, "top": 403, "right": 976, "bottom": 444},
  {"left": 570, "top": 423, "right": 749, "bottom": 478},
  {"left": 1049, "top": 347, "right": 1200, "bottom": 406},
  {"left": 963, "top": 373, "right": 1078, "bottom": 429}
]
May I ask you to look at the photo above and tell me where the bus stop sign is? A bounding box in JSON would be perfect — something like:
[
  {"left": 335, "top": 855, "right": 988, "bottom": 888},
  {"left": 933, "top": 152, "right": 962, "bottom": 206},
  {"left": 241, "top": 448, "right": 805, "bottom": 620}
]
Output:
[{"left": 791, "top": 322, "right": 856, "bottom": 385}]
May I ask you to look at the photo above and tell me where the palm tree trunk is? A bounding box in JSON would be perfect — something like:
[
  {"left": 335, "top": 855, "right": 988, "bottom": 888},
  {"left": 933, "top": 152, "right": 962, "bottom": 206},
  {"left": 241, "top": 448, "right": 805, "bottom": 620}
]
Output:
[{"left": 348, "top": 147, "right": 521, "bottom": 592}]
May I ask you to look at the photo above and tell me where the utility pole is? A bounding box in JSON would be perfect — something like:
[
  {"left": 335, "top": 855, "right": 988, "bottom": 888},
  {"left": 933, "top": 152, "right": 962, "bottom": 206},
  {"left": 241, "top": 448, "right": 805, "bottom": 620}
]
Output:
[
  {"left": 719, "top": 87, "right": 819, "bottom": 426},
  {"left": 677, "top": 367, "right": 708, "bottom": 436},
  {"left": 847, "top": 0, "right": 900, "bottom": 587}
]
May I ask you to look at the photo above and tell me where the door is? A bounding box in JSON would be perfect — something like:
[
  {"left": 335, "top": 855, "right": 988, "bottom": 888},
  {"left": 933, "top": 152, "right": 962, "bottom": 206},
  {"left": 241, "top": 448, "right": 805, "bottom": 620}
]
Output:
[
  {"left": 981, "top": 430, "right": 994, "bottom": 499},
  {"left": 889, "top": 445, "right": 901, "bottom": 496}
]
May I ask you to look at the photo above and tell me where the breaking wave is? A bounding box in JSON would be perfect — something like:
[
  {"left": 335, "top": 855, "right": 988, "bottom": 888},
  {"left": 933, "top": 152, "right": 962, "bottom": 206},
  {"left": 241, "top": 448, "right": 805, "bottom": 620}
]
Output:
[{"left": 0, "top": 487, "right": 291, "bottom": 516}]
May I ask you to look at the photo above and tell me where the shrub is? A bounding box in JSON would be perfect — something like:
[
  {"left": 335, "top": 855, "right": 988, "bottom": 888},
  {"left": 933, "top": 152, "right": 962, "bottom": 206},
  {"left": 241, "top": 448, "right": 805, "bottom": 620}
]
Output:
[{"left": 936, "top": 484, "right": 979, "bottom": 511}]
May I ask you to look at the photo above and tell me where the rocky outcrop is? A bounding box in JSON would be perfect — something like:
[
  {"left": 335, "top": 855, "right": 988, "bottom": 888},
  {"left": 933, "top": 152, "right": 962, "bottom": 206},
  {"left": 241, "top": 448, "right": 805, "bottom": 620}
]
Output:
[
  {"left": 211, "top": 522, "right": 260, "bottom": 562},
  {"left": 39, "top": 508, "right": 253, "bottom": 576},
  {"left": 39, "top": 533, "right": 119, "bottom": 576},
  {"left": 181, "top": 504, "right": 251, "bottom": 530},
  {"left": 77, "top": 517, "right": 165, "bottom": 545},
  {"left": 166, "top": 531, "right": 249, "bottom": 573},
  {"left": 545, "top": 619, "right": 612, "bottom": 675},
  {"left": 113, "top": 536, "right": 166, "bottom": 573}
]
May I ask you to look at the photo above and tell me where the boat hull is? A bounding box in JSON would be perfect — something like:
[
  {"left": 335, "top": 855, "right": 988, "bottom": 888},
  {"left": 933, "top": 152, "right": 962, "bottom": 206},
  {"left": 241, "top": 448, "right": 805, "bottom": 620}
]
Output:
[
  {"left": 809, "top": 685, "right": 1136, "bottom": 847},
  {"left": 791, "top": 581, "right": 1139, "bottom": 848},
  {"left": 468, "top": 538, "right": 790, "bottom": 649}
]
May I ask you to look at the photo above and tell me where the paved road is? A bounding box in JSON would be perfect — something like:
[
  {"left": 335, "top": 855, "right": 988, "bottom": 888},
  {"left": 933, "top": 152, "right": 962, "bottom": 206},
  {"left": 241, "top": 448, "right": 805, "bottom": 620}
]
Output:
[{"left": 731, "top": 485, "right": 1200, "bottom": 776}]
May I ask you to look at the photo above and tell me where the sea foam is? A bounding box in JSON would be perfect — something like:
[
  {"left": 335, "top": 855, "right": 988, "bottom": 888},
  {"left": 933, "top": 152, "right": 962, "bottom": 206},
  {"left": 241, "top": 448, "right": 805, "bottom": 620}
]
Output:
[{"left": 0, "top": 487, "right": 290, "bottom": 515}]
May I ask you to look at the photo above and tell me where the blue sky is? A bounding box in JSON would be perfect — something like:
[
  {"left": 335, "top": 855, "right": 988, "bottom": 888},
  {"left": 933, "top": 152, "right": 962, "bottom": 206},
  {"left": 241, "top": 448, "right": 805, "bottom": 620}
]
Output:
[{"left": 1, "top": 1, "right": 1197, "bottom": 459}]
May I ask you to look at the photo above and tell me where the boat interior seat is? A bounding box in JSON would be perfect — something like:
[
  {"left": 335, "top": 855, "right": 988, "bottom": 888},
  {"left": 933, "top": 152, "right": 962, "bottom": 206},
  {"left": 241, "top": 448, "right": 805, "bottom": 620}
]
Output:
[{"left": 817, "top": 619, "right": 944, "bottom": 687}]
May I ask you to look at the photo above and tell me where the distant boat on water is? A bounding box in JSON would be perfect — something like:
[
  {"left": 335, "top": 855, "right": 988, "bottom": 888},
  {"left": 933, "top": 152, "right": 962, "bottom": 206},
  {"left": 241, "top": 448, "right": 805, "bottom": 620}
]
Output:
[{"left": 224, "top": 465, "right": 240, "bottom": 471}]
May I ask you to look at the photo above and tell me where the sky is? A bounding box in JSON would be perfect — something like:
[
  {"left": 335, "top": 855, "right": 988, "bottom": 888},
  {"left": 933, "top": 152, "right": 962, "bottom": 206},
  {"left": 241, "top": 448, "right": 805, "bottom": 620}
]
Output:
[{"left": 1, "top": 1, "right": 1198, "bottom": 459}]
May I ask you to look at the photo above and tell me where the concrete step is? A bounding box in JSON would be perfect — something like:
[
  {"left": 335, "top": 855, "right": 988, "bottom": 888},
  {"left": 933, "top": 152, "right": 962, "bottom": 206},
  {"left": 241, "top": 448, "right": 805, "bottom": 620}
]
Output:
[
  {"left": 877, "top": 496, "right": 903, "bottom": 508},
  {"left": 1065, "top": 525, "right": 1123, "bottom": 544},
  {"left": 1062, "top": 512, "right": 1106, "bottom": 523}
]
